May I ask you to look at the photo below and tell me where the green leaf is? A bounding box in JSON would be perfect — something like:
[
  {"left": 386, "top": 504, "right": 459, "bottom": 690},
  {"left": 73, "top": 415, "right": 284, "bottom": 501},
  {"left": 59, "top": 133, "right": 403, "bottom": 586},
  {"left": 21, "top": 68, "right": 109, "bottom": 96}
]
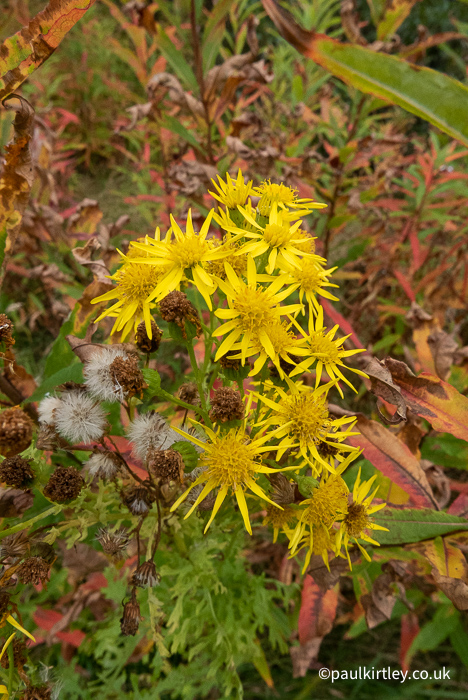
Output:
[
  {"left": 28, "top": 363, "right": 83, "bottom": 403},
  {"left": 373, "top": 508, "right": 468, "bottom": 545},
  {"left": 161, "top": 114, "right": 205, "bottom": 154},
  {"left": 142, "top": 368, "right": 161, "bottom": 396},
  {"left": 156, "top": 26, "right": 198, "bottom": 92},
  {"left": 171, "top": 441, "right": 199, "bottom": 471},
  {"left": 409, "top": 605, "right": 459, "bottom": 655},
  {"left": 263, "top": 0, "right": 468, "bottom": 147},
  {"left": 450, "top": 622, "right": 468, "bottom": 670},
  {"left": 42, "top": 307, "right": 78, "bottom": 379},
  {"left": 202, "top": 0, "right": 232, "bottom": 71}
]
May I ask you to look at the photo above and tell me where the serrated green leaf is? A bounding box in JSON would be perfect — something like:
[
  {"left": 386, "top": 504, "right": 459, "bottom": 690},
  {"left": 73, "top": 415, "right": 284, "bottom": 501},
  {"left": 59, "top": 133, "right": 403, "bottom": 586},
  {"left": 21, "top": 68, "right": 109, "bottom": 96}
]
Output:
[
  {"left": 142, "top": 367, "right": 161, "bottom": 395},
  {"left": 171, "top": 440, "right": 200, "bottom": 470}
]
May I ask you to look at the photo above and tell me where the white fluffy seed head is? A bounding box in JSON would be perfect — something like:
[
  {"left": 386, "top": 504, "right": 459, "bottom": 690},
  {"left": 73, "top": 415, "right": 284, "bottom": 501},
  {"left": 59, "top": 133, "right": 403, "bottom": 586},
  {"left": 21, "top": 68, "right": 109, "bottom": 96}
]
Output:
[
  {"left": 126, "top": 413, "right": 183, "bottom": 461},
  {"left": 83, "top": 348, "right": 129, "bottom": 403},
  {"left": 86, "top": 452, "right": 120, "bottom": 479},
  {"left": 38, "top": 396, "right": 63, "bottom": 426},
  {"left": 55, "top": 392, "right": 107, "bottom": 445}
]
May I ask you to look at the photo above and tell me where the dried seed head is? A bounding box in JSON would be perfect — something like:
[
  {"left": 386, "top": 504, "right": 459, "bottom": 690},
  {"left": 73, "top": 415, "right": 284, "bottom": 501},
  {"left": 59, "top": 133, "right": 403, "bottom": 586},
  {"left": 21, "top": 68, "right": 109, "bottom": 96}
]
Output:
[
  {"left": 0, "top": 314, "right": 14, "bottom": 346},
  {"left": 120, "top": 590, "right": 141, "bottom": 636},
  {"left": 96, "top": 527, "right": 129, "bottom": 559},
  {"left": 17, "top": 556, "right": 50, "bottom": 585},
  {"left": 43, "top": 466, "right": 84, "bottom": 503},
  {"left": 177, "top": 382, "right": 200, "bottom": 406},
  {"left": 0, "top": 455, "right": 34, "bottom": 488},
  {"left": 108, "top": 353, "right": 147, "bottom": 401},
  {"left": 158, "top": 291, "right": 201, "bottom": 338},
  {"left": 219, "top": 354, "right": 241, "bottom": 372},
  {"left": 127, "top": 412, "right": 179, "bottom": 461},
  {"left": 132, "top": 561, "right": 161, "bottom": 588},
  {"left": 20, "top": 685, "right": 51, "bottom": 700},
  {"left": 147, "top": 448, "right": 184, "bottom": 484},
  {"left": 136, "top": 320, "right": 162, "bottom": 354},
  {"left": 54, "top": 392, "right": 107, "bottom": 444},
  {"left": 121, "top": 483, "right": 155, "bottom": 515},
  {"left": 268, "top": 472, "right": 296, "bottom": 506},
  {"left": 0, "top": 637, "right": 27, "bottom": 670},
  {"left": 209, "top": 387, "right": 244, "bottom": 423},
  {"left": 37, "top": 396, "right": 63, "bottom": 426},
  {"left": 0, "top": 408, "right": 33, "bottom": 458},
  {"left": 86, "top": 451, "right": 121, "bottom": 480},
  {"left": 0, "top": 532, "right": 29, "bottom": 561},
  {"left": 35, "top": 425, "right": 65, "bottom": 451}
]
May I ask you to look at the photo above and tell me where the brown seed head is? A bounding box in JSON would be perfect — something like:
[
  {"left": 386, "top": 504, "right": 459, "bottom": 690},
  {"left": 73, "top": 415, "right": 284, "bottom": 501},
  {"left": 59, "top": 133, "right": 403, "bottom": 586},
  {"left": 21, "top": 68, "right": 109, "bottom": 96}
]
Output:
[
  {"left": 0, "top": 592, "right": 10, "bottom": 617},
  {"left": 209, "top": 387, "right": 244, "bottom": 423},
  {"left": 43, "top": 466, "right": 84, "bottom": 503},
  {"left": 0, "top": 532, "right": 29, "bottom": 560},
  {"left": 108, "top": 354, "right": 148, "bottom": 400},
  {"left": 0, "top": 315, "right": 14, "bottom": 347},
  {"left": 0, "top": 637, "right": 27, "bottom": 670},
  {"left": 268, "top": 472, "right": 296, "bottom": 505},
  {"left": 132, "top": 560, "right": 161, "bottom": 588},
  {"left": 0, "top": 408, "right": 33, "bottom": 457},
  {"left": 121, "top": 482, "right": 155, "bottom": 515},
  {"left": 120, "top": 590, "right": 141, "bottom": 636},
  {"left": 19, "top": 685, "right": 51, "bottom": 700},
  {"left": 136, "top": 320, "right": 162, "bottom": 354},
  {"left": 17, "top": 556, "right": 50, "bottom": 585},
  {"left": 158, "top": 291, "right": 201, "bottom": 338},
  {"left": 177, "top": 382, "right": 200, "bottom": 406},
  {"left": 317, "top": 441, "right": 339, "bottom": 459},
  {"left": 96, "top": 527, "right": 129, "bottom": 559},
  {"left": 0, "top": 455, "right": 34, "bottom": 488},
  {"left": 147, "top": 448, "right": 184, "bottom": 483}
]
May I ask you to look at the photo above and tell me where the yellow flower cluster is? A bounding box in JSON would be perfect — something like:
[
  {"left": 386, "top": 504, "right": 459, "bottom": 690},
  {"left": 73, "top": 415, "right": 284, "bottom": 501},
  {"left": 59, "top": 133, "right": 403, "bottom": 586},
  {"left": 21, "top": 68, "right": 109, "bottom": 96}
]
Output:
[{"left": 92, "top": 170, "right": 387, "bottom": 571}]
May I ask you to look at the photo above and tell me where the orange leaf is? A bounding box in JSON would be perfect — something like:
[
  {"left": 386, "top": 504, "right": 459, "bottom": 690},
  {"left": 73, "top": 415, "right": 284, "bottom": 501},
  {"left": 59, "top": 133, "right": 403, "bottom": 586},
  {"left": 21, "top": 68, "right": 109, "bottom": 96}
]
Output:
[
  {"left": 400, "top": 612, "right": 419, "bottom": 673},
  {"left": 348, "top": 415, "right": 437, "bottom": 508},
  {"left": 386, "top": 358, "right": 468, "bottom": 441},
  {"left": 423, "top": 536, "right": 468, "bottom": 579},
  {"left": 298, "top": 575, "right": 338, "bottom": 645}
]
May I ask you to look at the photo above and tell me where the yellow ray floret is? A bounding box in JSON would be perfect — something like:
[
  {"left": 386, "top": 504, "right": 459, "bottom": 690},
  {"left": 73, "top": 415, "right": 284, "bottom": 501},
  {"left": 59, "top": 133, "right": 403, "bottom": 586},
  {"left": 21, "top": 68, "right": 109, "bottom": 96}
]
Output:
[
  {"left": 169, "top": 419, "right": 296, "bottom": 535},
  {"left": 255, "top": 378, "right": 359, "bottom": 470},
  {"left": 122, "top": 209, "right": 228, "bottom": 311},
  {"left": 282, "top": 258, "right": 340, "bottom": 313},
  {"left": 289, "top": 306, "right": 368, "bottom": 397},
  {"left": 212, "top": 257, "right": 303, "bottom": 365},
  {"left": 209, "top": 169, "right": 255, "bottom": 210},
  {"left": 335, "top": 467, "right": 388, "bottom": 569},
  {"left": 253, "top": 180, "right": 328, "bottom": 219}
]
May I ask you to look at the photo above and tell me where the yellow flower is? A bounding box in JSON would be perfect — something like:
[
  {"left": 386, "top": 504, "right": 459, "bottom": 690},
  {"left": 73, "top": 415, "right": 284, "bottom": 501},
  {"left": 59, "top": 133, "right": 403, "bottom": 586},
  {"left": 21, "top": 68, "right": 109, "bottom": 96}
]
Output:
[
  {"left": 125, "top": 209, "right": 228, "bottom": 310},
  {"left": 284, "top": 258, "right": 339, "bottom": 313},
  {"left": 290, "top": 306, "right": 368, "bottom": 397},
  {"left": 288, "top": 471, "right": 349, "bottom": 573},
  {"left": 255, "top": 378, "right": 358, "bottom": 470},
  {"left": 335, "top": 468, "right": 388, "bottom": 568},
  {"left": 91, "top": 248, "right": 169, "bottom": 339},
  {"left": 169, "top": 418, "right": 296, "bottom": 535},
  {"left": 263, "top": 504, "right": 297, "bottom": 542},
  {"left": 228, "top": 320, "right": 311, "bottom": 378},
  {"left": 204, "top": 235, "right": 247, "bottom": 281},
  {"left": 254, "top": 180, "right": 327, "bottom": 219},
  {"left": 209, "top": 169, "right": 255, "bottom": 210},
  {"left": 213, "top": 257, "right": 303, "bottom": 365}
]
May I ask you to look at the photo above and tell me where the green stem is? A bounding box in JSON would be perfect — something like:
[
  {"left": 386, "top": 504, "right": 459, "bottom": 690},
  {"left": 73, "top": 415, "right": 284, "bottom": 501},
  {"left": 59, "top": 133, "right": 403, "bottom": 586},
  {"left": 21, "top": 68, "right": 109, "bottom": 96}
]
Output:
[
  {"left": 156, "top": 387, "right": 212, "bottom": 427},
  {"left": 186, "top": 339, "right": 209, "bottom": 415},
  {"left": 0, "top": 505, "right": 61, "bottom": 541}
]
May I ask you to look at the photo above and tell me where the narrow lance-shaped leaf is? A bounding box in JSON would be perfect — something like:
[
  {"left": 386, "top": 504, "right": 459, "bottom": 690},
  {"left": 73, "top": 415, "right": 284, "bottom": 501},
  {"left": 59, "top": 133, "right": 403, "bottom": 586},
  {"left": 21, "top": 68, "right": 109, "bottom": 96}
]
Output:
[
  {"left": 372, "top": 508, "right": 468, "bottom": 545},
  {"left": 0, "top": 0, "right": 97, "bottom": 100},
  {"left": 262, "top": 0, "right": 468, "bottom": 147}
]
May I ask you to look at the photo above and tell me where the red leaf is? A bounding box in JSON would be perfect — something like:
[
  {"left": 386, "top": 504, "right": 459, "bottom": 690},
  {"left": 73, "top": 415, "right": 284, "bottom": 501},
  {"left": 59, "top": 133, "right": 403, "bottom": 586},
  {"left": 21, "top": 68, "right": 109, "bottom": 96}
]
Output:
[
  {"left": 56, "top": 629, "right": 85, "bottom": 647},
  {"left": 34, "top": 608, "right": 63, "bottom": 630},
  {"left": 320, "top": 298, "right": 365, "bottom": 349},
  {"left": 448, "top": 493, "right": 468, "bottom": 517},
  {"left": 400, "top": 612, "right": 419, "bottom": 673},
  {"left": 298, "top": 575, "right": 338, "bottom": 645}
]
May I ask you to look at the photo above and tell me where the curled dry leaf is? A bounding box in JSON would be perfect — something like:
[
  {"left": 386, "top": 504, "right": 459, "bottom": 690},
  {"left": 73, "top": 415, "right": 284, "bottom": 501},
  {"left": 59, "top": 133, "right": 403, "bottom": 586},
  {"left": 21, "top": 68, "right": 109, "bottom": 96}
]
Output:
[
  {"left": 420, "top": 460, "right": 451, "bottom": 510},
  {"left": 361, "top": 570, "right": 405, "bottom": 629},
  {"left": 432, "top": 570, "right": 468, "bottom": 611},
  {"left": 365, "top": 357, "right": 407, "bottom": 424},
  {"left": 0, "top": 0, "right": 97, "bottom": 100},
  {"left": 385, "top": 357, "right": 468, "bottom": 442},
  {"left": 426, "top": 328, "right": 458, "bottom": 381},
  {"left": 308, "top": 551, "right": 359, "bottom": 591},
  {"left": 147, "top": 73, "right": 205, "bottom": 118},
  {"left": 0, "top": 488, "right": 34, "bottom": 517},
  {"left": 0, "top": 94, "right": 35, "bottom": 289},
  {"left": 66, "top": 334, "right": 138, "bottom": 364},
  {"left": 72, "top": 238, "right": 111, "bottom": 284}
]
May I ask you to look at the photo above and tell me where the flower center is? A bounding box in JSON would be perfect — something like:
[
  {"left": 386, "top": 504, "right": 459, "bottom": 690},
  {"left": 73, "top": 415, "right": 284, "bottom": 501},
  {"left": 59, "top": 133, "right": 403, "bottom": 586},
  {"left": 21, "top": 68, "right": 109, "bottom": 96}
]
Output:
[
  {"left": 253, "top": 322, "right": 294, "bottom": 353},
  {"left": 292, "top": 260, "right": 326, "bottom": 292},
  {"left": 344, "top": 502, "right": 370, "bottom": 537},
  {"left": 257, "top": 182, "right": 297, "bottom": 216},
  {"left": 116, "top": 262, "right": 165, "bottom": 302},
  {"left": 206, "top": 244, "right": 246, "bottom": 279},
  {"left": 285, "top": 392, "right": 331, "bottom": 444},
  {"left": 263, "top": 223, "right": 293, "bottom": 248},
  {"left": 302, "top": 477, "right": 348, "bottom": 527},
  {"left": 201, "top": 433, "right": 259, "bottom": 487},
  {"left": 232, "top": 286, "right": 277, "bottom": 332},
  {"left": 308, "top": 332, "right": 340, "bottom": 363},
  {"left": 264, "top": 504, "right": 296, "bottom": 529},
  {"left": 169, "top": 237, "right": 210, "bottom": 269}
]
